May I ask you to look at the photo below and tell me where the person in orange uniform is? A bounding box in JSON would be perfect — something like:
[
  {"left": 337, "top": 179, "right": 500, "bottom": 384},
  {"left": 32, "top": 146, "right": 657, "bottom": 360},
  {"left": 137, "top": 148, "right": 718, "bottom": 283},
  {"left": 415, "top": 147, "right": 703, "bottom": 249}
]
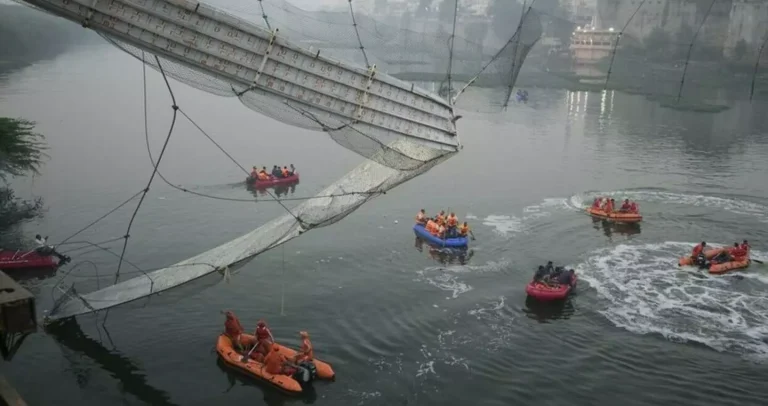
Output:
[
  {"left": 741, "top": 240, "right": 750, "bottom": 252},
  {"left": 604, "top": 198, "right": 615, "bottom": 213},
  {"left": 629, "top": 201, "right": 638, "bottom": 213},
  {"left": 436, "top": 211, "right": 445, "bottom": 224},
  {"left": 619, "top": 199, "right": 631, "bottom": 212},
  {"left": 264, "top": 344, "right": 289, "bottom": 375},
  {"left": 416, "top": 209, "right": 427, "bottom": 225},
  {"left": 437, "top": 222, "right": 446, "bottom": 239},
  {"left": 224, "top": 311, "right": 244, "bottom": 351},
  {"left": 592, "top": 198, "right": 601, "bottom": 209},
  {"left": 691, "top": 241, "right": 707, "bottom": 258},
  {"left": 728, "top": 242, "right": 748, "bottom": 261},
  {"left": 425, "top": 218, "right": 437, "bottom": 235},
  {"left": 446, "top": 213, "right": 458, "bottom": 237},
  {"left": 254, "top": 320, "right": 275, "bottom": 356},
  {"left": 459, "top": 222, "right": 470, "bottom": 238},
  {"left": 258, "top": 166, "right": 270, "bottom": 180},
  {"left": 293, "top": 331, "right": 314, "bottom": 363}
]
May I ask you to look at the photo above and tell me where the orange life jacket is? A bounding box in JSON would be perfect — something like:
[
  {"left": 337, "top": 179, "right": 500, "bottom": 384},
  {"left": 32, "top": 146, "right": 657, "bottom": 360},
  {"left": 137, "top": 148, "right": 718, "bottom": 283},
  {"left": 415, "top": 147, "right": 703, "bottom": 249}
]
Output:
[
  {"left": 281, "top": 168, "right": 289, "bottom": 177},
  {"left": 438, "top": 224, "right": 446, "bottom": 237},
  {"left": 447, "top": 215, "right": 458, "bottom": 227},
  {"left": 298, "top": 338, "right": 314, "bottom": 361}
]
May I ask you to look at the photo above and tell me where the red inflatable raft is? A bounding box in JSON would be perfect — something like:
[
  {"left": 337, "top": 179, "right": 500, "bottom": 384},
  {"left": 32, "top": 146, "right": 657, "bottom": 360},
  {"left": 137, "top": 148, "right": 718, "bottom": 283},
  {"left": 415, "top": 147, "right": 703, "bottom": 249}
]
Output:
[
  {"left": 0, "top": 250, "right": 58, "bottom": 271},
  {"left": 246, "top": 172, "right": 299, "bottom": 188},
  {"left": 586, "top": 207, "right": 642, "bottom": 223},
  {"left": 678, "top": 248, "right": 750, "bottom": 274},
  {"left": 525, "top": 273, "right": 578, "bottom": 301}
]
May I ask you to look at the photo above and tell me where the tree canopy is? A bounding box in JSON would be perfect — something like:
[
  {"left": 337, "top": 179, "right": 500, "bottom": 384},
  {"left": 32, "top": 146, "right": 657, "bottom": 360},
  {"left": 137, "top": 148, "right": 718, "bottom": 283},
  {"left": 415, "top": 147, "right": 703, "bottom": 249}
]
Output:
[{"left": 0, "top": 117, "right": 47, "bottom": 180}]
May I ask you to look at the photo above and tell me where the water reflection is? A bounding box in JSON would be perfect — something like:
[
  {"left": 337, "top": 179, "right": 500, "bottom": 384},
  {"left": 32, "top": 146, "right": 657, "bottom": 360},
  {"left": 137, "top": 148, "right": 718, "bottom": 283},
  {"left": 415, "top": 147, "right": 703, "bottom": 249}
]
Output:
[
  {"left": 246, "top": 182, "right": 299, "bottom": 199},
  {"left": 591, "top": 217, "right": 642, "bottom": 239},
  {"left": 215, "top": 358, "right": 316, "bottom": 405},
  {"left": 522, "top": 295, "right": 576, "bottom": 323},
  {"left": 413, "top": 237, "right": 474, "bottom": 265},
  {"left": 45, "top": 318, "right": 177, "bottom": 406}
]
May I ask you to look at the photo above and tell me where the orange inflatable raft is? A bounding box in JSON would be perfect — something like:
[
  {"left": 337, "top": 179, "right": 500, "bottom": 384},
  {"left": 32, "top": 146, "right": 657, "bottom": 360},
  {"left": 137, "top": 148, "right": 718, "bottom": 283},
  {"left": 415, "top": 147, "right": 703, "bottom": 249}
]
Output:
[
  {"left": 678, "top": 248, "right": 750, "bottom": 274},
  {"left": 216, "top": 334, "right": 336, "bottom": 394},
  {"left": 586, "top": 207, "right": 642, "bottom": 223}
]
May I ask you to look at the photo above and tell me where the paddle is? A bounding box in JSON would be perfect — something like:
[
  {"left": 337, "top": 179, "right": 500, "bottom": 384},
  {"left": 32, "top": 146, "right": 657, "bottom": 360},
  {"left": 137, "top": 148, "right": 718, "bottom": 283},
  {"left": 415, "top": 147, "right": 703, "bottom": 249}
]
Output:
[
  {"left": 241, "top": 341, "right": 258, "bottom": 362},
  {"left": 753, "top": 259, "right": 764, "bottom": 264}
]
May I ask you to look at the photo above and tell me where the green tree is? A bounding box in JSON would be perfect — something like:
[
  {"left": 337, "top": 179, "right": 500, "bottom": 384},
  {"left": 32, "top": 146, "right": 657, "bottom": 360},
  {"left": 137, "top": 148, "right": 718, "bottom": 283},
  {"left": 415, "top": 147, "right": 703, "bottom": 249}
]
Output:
[{"left": 0, "top": 118, "right": 47, "bottom": 230}]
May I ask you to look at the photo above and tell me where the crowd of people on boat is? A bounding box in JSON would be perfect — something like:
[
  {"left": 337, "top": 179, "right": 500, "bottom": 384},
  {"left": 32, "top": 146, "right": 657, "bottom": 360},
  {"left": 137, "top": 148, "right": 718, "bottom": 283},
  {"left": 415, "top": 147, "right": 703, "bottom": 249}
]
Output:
[
  {"left": 415, "top": 209, "right": 473, "bottom": 240},
  {"left": 224, "top": 312, "right": 314, "bottom": 377},
  {"left": 691, "top": 240, "right": 750, "bottom": 266},
  {"left": 250, "top": 164, "right": 296, "bottom": 181},
  {"left": 591, "top": 197, "right": 639, "bottom": 213},
  {"left": 533, "top": 261, "right": 575, "bottom": 286}
]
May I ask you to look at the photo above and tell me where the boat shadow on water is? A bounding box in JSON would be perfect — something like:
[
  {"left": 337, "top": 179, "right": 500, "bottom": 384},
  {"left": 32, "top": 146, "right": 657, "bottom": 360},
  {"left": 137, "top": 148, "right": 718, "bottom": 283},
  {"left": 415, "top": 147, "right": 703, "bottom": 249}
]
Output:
[
  {"left": 414, "top": 237, "right": 474, "bottom": 265},
  {"left": 215, "top": 358, "right": 318, "bottom": 405},
  {"left": 522, "top": 296, "right": 576, "bottom": 323},
  {"left": 246, "top": 182, "right": 299, "bottom": 199},
  {"left": 591, "top": 217, "right": 642, "bottom": 238}
]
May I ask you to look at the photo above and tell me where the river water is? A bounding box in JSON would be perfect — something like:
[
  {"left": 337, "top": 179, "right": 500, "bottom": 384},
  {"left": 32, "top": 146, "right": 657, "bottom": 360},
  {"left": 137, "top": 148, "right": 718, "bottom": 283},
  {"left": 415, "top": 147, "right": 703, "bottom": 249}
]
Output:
[{"left": 2, "top": 42, "right": 768, "bottom": 406}]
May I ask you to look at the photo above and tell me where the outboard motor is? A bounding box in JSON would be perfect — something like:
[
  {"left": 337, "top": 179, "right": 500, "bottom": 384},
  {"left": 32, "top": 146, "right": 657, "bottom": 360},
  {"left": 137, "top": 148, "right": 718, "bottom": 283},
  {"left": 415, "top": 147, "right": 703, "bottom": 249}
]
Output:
[
  {"left": 695, "top": 253, "right": 707, "bottom": 268},
  {"left": 292, "top": 361, "right": 318, "bottom": 386}
]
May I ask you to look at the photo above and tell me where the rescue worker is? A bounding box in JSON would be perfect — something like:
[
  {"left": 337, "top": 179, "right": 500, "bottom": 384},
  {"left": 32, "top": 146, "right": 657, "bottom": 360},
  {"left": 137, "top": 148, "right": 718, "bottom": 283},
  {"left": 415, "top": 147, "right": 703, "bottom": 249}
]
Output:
[
  {"left": 415, "top": 209, "right": 427, "bottom": 225},
  {"left": 254, "top": 320, "right": 275, "bottom": 356},
  {"left": 293, "top": 331, "right": 314, "bottom": 363},
  {"left": 729, "top": 242, "right": 748, "bottom": 261},
  {"left": 250, "top": 166, "right": 259, "bottom": 179},
  {"left": 741, "top": 240, "right": 750, "bottom": 251},
  {"left": 281, "top": 166, "right": 289, "bottom": 177},
  {"left": 437, "top": 222, "right": 446, "bottom": 240},
  {"left": 436, "top": 210, "right": 445, "bottom": 224},
  {"left": 446, "top": 213, "right": 458, "bottom": 237},
  {"left": 629, "top": 201, "right": 638, "bottom": 213},
  {"left": 691, "top": 241, "right": 707, "bottom": 258},
  {"left": 592, "top": 198, "right": 601, "bottom": 208},
  {"left": 619, "top": 199, "right": 631, "bottom": 212},
  {"left": 264, "top": 344, "right": 289, "bottom": 375},
  {"left": 424, "top": 219, "right": 437, "bottom": 235},
  {"left": 224, "top": 311, "right": 244, "bottom": 352},
  {"left": 289, "top": 164, "right": 296, "bottom": 176},
  {"left": 458, "top": 222, "right": 471, "bottom": 238},
  {"left": 605, "top": 198, "right": 615, "bottom": 213}
]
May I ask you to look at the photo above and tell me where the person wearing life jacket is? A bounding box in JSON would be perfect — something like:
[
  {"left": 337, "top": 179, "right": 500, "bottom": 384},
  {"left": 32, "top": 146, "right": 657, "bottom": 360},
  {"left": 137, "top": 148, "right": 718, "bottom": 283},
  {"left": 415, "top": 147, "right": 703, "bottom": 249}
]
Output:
[
  {"left": 258, "top": 166, "right": 270, "bottom": 180},
  {"left": 605, "top": 198, "right": 615, "bottom": 213},
  {"left": 271, "top": 165, "right": 281, "bottom": 178},
  {"left": 691, "top": 241, "right": 707, "bottom": 258},
  {"left": 264, "top": 343, "right": 289, "bottom": 375},
  {"left": 619, "top": 199, "right": 631, "bottom": 212},
  {"left": 250, "top": 166, "right": 259, "bottom": 179},
  {"left": 446, "top": 213, "right": 458, "bottom": 237},
  {"left": 224, "top": 311, "right": 245, "bottom": 351},
  {"left": 254, "top": 320, "right": 275, "bottom": 356},
  {"left": 281, "top": 166, "right": 289, "bottom": 177},
  {"left": 436, "top": 211, "right": 445, "bottom": 224},
  {"left": 425, "top": 218, "right": 437, "bottom": 235},
  {"left": 289, "top": 164, "right": 296, "bottom": 176},
  {"left": 437, "top": 223, "right": 446, "bottom": 240},
  {"left": 458, "top": 222, "right": 470, "bottom": 237},
  {"left": 728, "top": 242, "right": 748, "bottom": 261},
  {"left": 557, "top": 269, "right": 575, "bottom": 285},
  {"left": 741, "top": 240, "right": 750, "bottom": 252},
  {"left": 592, "top": 198, "right": 601, "bottom": 209},
  {"left": 293, "top": 331, "right": 314, "bottom": 363},
  {"left": 629, "top": 201, "right": 638, "bottom": 213},
  {"left": 416, "top": 209, "right": 427, "bottom": 225}
]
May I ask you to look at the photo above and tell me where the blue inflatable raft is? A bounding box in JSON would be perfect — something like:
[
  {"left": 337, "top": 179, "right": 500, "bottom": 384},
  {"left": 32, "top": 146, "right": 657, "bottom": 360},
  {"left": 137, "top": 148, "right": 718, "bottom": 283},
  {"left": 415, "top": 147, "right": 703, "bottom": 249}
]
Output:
[{"left": 413, "top": 224, "right": 469, "bottom": 248}]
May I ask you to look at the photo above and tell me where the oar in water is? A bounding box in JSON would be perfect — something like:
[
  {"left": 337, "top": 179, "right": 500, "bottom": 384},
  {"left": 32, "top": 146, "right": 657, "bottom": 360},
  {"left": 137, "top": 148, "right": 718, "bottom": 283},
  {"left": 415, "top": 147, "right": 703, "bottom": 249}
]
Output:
[{"left": 753, "top": 259, "right": 764, "bottom": 264}]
